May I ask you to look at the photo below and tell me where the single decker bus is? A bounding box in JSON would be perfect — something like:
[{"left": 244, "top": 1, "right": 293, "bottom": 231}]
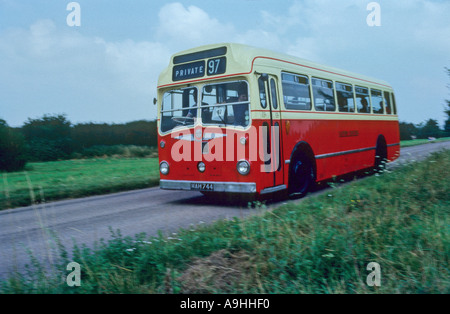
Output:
[{"left": 156, "top": 43, "right": 400, "bottom": 198}]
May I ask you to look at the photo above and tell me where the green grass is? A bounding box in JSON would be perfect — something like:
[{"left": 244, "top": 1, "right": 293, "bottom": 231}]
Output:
[
  {"left": 0, "top": 158, "right": 160, "bottom": 210},
  {"left": 400, "top": 137, "right": 450, "bottom": 147},
  {"left": 2, "top": 138, "right": 448, "bottom": 210},
  {"left": 1, "top": 150, "right": 448, "bottom": 294}
]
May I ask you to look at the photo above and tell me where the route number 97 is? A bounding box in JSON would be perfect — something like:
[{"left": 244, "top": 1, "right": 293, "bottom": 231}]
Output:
[{"left": 207, "top": 57, "right": 226, "bottom": 76}]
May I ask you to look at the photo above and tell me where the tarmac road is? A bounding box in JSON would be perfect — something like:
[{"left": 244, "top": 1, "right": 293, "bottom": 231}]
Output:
[{"left": 0, "top": 141, "right": 449, "bottom": 280}]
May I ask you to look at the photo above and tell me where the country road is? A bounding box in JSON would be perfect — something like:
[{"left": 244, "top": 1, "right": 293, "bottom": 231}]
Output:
[{"left": 0, "top": 141, "right": 449, "bottom": 280}]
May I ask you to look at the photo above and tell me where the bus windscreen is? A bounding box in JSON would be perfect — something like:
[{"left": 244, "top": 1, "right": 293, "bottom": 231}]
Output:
[{"left": 200, "top": 81, "right": 250, "bottom": 128}]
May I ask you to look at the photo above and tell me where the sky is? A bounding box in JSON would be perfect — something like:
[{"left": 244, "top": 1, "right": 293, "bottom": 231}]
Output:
[{"left": 0, "top": 0, "right": 449, "bottom": 127}]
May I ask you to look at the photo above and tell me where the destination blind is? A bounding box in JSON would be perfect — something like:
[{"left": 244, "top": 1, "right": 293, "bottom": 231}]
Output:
[{"left": 172, "top": 57, "right": 226, "bottom": 81}]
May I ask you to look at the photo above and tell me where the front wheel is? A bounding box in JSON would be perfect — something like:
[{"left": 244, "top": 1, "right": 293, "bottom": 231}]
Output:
[{"left": 288, "top": 153, "right": 315, "bottom": 198}]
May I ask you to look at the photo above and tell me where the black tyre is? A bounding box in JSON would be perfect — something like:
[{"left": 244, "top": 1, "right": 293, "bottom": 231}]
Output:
[
  {"left": 288, "top": 152, "right": 315, "bottom": 198},
  {"left": 374, "top": 138, "right": 388, "bottom": 173}
]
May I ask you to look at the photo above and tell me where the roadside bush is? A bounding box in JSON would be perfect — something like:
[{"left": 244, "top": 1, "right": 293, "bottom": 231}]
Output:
[
  {"left": 1, "top": 151, "right": 449, "bottom": 293},
  {"left": 0, "top": 119, "right": 27, "bottom": 172},
  {"left": 71, "top": 120, "right": 157, "bottom": 150},
  {"left": 22, "top": 114, "right": 73, "bottom": 161}
]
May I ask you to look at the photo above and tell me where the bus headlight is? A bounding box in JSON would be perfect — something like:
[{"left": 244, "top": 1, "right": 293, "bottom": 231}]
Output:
[
  {"left": 198, "top": 162, "right": 206, "bottom": 173},
  {"left": 160, "top": 161, "right": 169, "bottom": 175},
  {"left": 237, "top": 160, "right": 250, "bottom": 175}
]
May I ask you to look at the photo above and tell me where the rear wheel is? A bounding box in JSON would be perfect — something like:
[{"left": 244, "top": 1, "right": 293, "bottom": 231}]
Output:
[
  {"left": 288, "top": 153, "right": 315, "bottom": 198},
  {"left": 374, "top": 138, "right": 388, "bottom": 173}
]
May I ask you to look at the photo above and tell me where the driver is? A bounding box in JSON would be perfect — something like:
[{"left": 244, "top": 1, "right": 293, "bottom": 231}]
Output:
[
  {"left": 232, "top": 83, "right": 248, "bottom": 126},
  {"left": 186, "top": 89, "right": 198, "bottom": 118}
]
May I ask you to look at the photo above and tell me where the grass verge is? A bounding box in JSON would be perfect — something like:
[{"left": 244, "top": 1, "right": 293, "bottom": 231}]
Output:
[
  {"left": 0, "top": 158, "right": 160, "bottom": 210},
  {"left": 1, "top": 150, "right": 448, "bottom": 294}
]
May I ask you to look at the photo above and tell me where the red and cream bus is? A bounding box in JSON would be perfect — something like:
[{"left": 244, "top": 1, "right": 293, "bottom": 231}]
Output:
[{"left": 156, "top": 43, "right": 400, "bottom": 198}]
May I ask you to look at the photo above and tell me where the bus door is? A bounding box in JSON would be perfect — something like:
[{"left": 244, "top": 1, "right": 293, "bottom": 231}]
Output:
[{"left": 259, "top": 74, "right": 284, "bottom": 188}]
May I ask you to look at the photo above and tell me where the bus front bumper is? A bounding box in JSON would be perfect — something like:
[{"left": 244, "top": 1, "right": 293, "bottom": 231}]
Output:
[{"left": 160, "top": 180, "right": 257, "bottom": 194}]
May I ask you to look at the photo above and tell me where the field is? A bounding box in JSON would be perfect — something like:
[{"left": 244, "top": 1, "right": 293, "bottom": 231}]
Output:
[
  {"left": 2, "top": 138, "right": 450, "bottom": 211},
  {"left": 1, "top": 149, "right": 448, "bottom": 294},
  {"left": 0, "top": 158, "right": 160, "bottom": 210}
]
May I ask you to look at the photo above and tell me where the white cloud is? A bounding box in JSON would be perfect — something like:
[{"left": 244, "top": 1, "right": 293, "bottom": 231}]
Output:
[
  {"left": 156, "top": 2, "right": 235, "bottom": 49},
  {"left": 1, "top": 1, "right": 449, "bottom": 126},
  {"left": 256, "top": 0, "right": 450, "bottom": 125},
  {"left": 28, "top": 19, "right": 57, "bottom": 56},
  {"left": 102, "top": 39, "right": 171, "bottom": 95},
  {"left": 0, "top": 19, "right": 169, "bottom": 125}
]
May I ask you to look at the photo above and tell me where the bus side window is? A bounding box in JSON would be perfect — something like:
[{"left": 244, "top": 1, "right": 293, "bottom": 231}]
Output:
[
  {"left": 281, "top": 72, "right": 311, "bottom": 110},
  {"left": 312, "top": 78, "right": 335, "bottom": 112},
  {"left": 355, "top": 86, "right": 370, "bottom": 113},
  {"left": 391, "top": 92, "right": 397, "bottom": 115},
  {"left": 258, "top": 77, "right": 267, "bottom": 109},
  {"left": 270, "top": 79, "right": 278, "bottom": 109},
  {"left": 336, "top": 82, "right": 355, "bottom": 113},
  {"left": 371, "top": 89, "right": 384, "bottom": 114},
  {"left": 383, "top": 91, "right": 392, "bottom": 114}
]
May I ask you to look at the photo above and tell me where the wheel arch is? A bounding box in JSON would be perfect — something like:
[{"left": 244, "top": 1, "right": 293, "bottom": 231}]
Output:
[
  {"left": 289, "top": 141, "right": 317, "bottom": 180},
  {"left": 376, "top": 134, "right": 387, "bottom": 147}
]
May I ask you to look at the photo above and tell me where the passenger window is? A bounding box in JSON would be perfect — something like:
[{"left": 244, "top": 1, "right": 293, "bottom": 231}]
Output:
[
  {"left": 312, "top": 78, "right": 335, "bottom": 111},
  {"left": 355, "top": 86, "right": 370, "bottom": 113},
  {"left": 336, "top": 82, "right": 355, "bottom": 112},
  {"left": 383, "top": 91, "right": 392, "bottom": 114},
  {"left": 391, "top": 93, "right": 397, "bottom": 114},
  {"left": 371, "top": 89, "right": 384, "bottom": 114},
  {"left": 281, "top": 73, "right": 311, "bottom": 110}
]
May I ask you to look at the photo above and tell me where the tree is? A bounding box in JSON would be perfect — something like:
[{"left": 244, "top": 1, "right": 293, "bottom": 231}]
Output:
[
  {"left": 0, "top": 119, "right": 27, "bottom": 172},
  {"left": 22, "top": 114, "right": 73, "bottom": 161},
  {"left": 444, "top": 67, "right": 450, "bottom": 137},
  {"left": 71, "top": 120, "right": 157, "bottom": 150},
  {"left": 399, "top": 121, "right": 418, "bottom": 140},
  {"left": 417, "top": 119, "right": 442, "bottom": 139}
]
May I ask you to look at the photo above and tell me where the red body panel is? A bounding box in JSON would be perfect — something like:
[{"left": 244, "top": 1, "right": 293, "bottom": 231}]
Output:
[
  {"left": 282, "top": 118, "right": 399, "bottom": 180},
  {"left": 158, "top": 116, "right": 400, "bottom": 194}
]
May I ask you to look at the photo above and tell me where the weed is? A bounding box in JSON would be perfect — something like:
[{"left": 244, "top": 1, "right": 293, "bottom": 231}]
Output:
[
  {"left": 1, "top": 150, "right": 449, "bottom": 293},
  {"left": 0, "top": 157, "right": 160, "bottom": 210}
]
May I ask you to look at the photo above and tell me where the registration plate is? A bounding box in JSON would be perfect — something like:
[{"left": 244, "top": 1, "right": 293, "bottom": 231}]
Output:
[{"left": 191, "top": 183, "right": 215, "bottom": 191}]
